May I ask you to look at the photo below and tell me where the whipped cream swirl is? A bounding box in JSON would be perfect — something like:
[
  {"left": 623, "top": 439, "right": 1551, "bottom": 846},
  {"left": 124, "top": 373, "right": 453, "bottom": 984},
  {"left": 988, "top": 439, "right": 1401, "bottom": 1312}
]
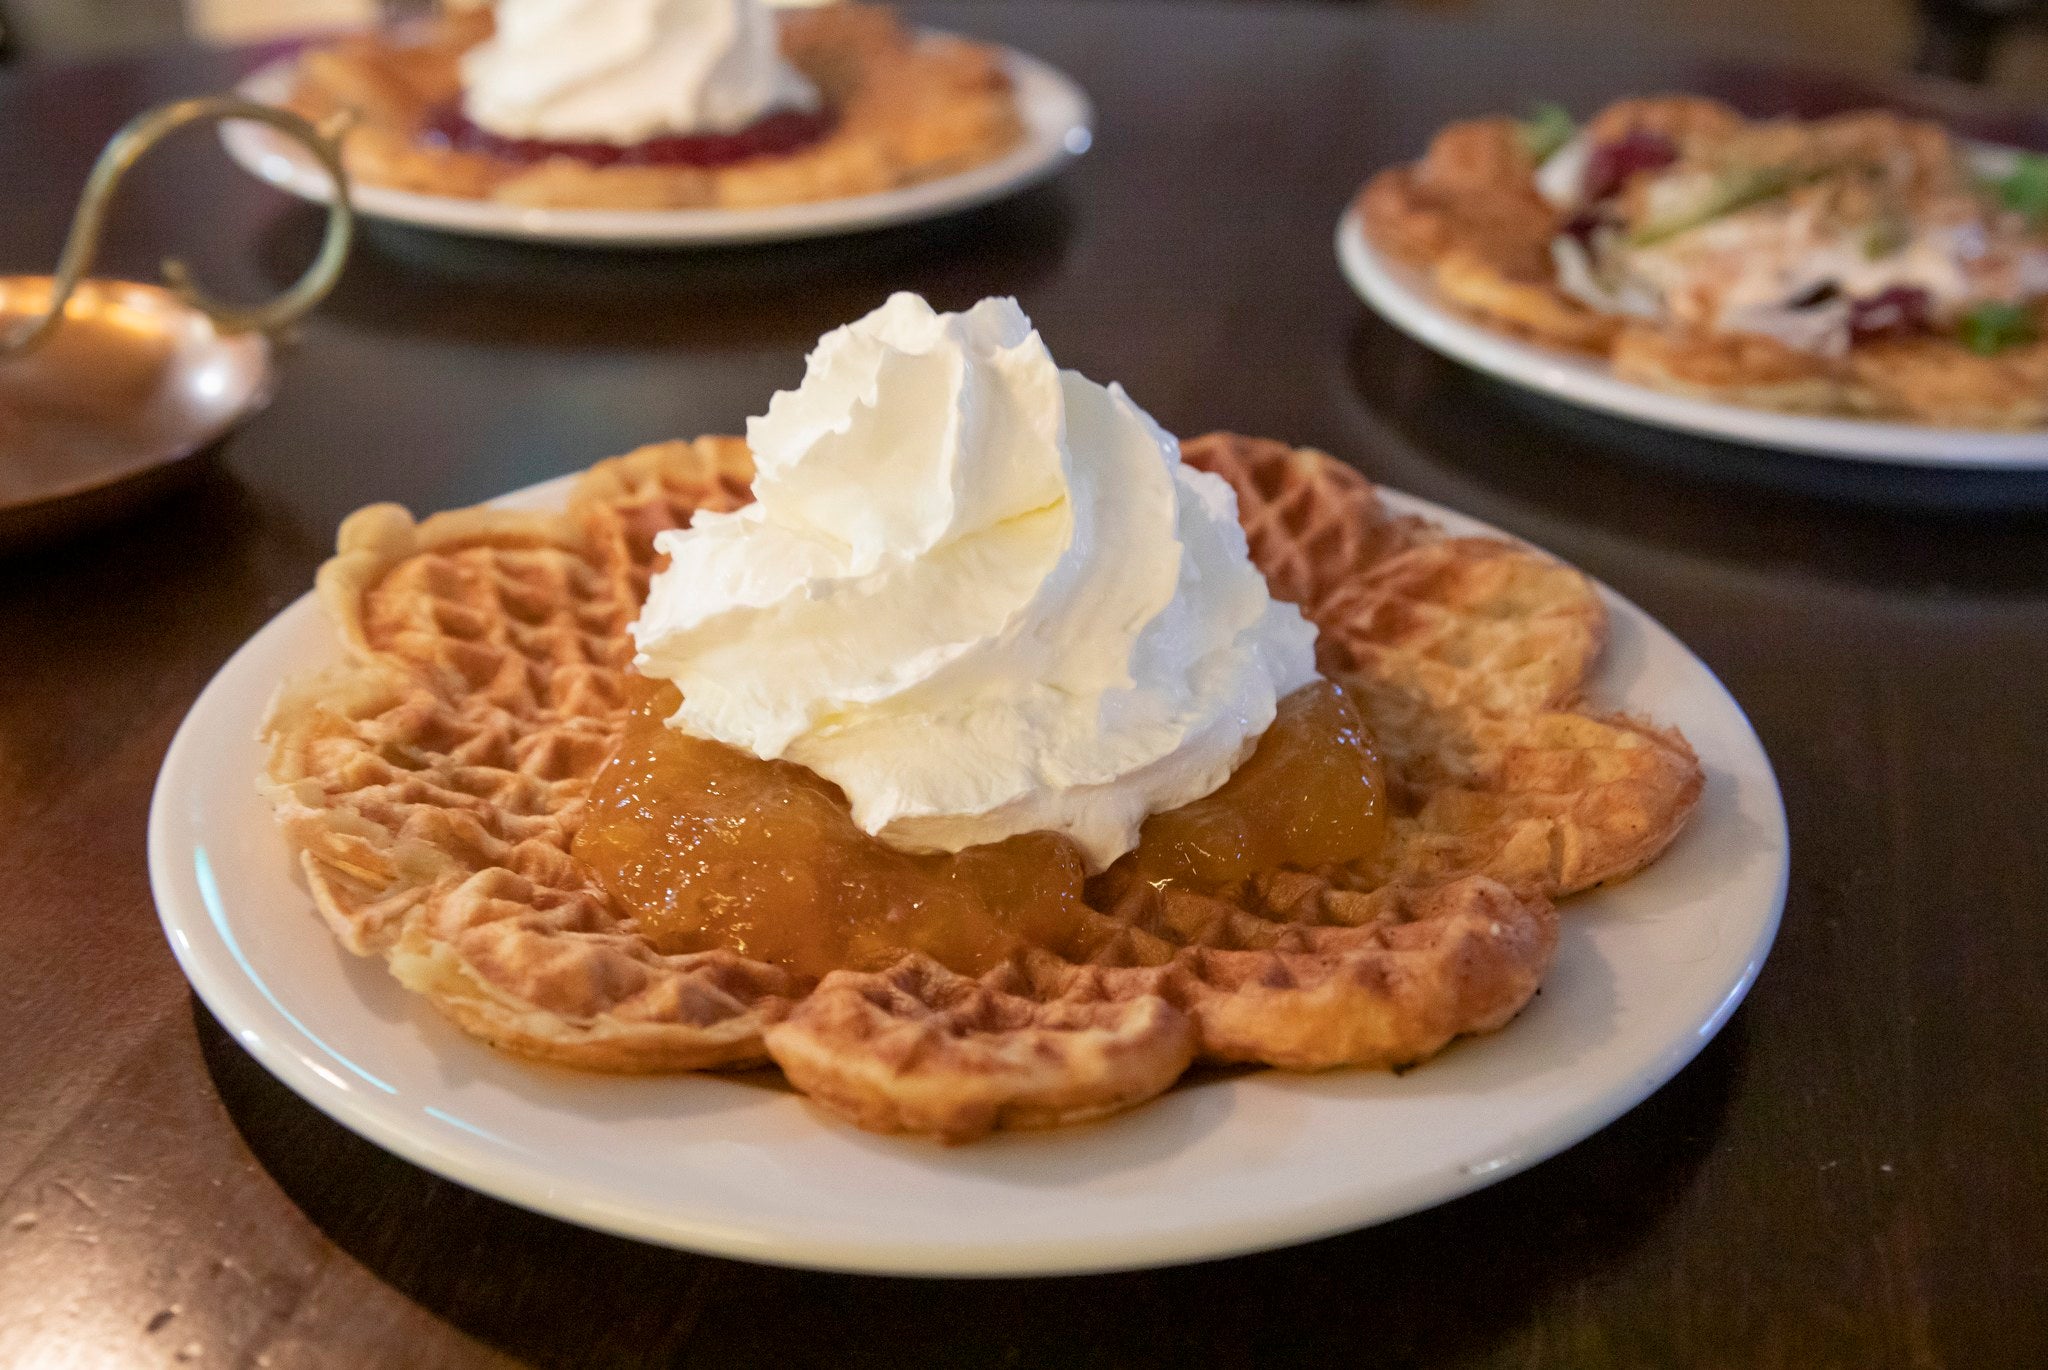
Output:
[
  {"left": 460, "top": 0, "right": 820, "bottom": 144},
  {"left": 631, "top": 294, "right": 1320, "bottom": 872}
]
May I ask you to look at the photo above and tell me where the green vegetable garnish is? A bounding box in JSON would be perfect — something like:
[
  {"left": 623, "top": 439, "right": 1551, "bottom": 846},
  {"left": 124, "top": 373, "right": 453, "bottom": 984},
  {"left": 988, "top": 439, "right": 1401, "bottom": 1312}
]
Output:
[
  {"left": 1628, "top": 165, "right": 1803, "bottom": 247},
  {"left": 1518, "top": 103, "right": 1577, "bottom": 163},
  {"left": 1987, "top": 152, "right": 2048, "bottom": 227},
  {"left": 1958, "top": 301, "right": 2038, "bottom": 355}
]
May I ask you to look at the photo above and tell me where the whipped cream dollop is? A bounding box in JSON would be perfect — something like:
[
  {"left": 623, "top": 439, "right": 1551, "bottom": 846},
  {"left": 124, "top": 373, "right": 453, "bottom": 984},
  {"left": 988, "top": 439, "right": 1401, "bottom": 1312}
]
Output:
[
  {"left": 631, "top": 294, "right": 1321, "bottom": 871},
  {"left": 460, "top": 0, "right": 820, "bottom": 144}
]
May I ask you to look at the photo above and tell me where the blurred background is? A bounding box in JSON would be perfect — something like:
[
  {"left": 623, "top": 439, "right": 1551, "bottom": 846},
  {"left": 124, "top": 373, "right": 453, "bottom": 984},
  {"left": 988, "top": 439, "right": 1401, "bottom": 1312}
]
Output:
[{"left": 1, "top": 0, "right": 2046, "bottom": 98}]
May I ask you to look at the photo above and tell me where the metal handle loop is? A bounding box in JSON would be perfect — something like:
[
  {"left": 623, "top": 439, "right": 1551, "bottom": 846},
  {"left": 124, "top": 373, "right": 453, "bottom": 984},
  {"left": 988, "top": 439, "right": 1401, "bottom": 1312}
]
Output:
[{"left": 2, "top": 95, "right": 355, "bottom": 353}]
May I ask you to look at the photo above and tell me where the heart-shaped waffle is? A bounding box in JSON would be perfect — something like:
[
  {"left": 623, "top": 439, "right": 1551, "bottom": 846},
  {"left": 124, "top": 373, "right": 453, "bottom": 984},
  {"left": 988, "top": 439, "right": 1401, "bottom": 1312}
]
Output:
[{"left": 262, "top": 434, "right": 1701, "bottom": 1139}]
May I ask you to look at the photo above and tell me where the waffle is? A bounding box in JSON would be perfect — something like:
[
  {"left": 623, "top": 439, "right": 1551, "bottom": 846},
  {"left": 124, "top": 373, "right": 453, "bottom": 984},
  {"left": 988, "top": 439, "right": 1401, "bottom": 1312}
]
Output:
[
  {"left": 1358, "top": 98, "right": 2048, "bottom": 428},
  {"left": 283, "top": 6, "right": 1024, "bottom": 211},
  {"left": 262, "top": 434, "right": 1701, "bottom": 1140},
  {"left": 1358, "top": 118, "right": 1616, "bottom": 353}
]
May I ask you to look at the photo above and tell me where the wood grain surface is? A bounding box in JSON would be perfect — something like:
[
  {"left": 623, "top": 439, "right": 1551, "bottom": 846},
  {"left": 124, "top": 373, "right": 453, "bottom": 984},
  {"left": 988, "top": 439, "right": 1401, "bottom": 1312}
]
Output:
[{"left": 1, "top": 4, "right": 2044, "bottom": 1365}]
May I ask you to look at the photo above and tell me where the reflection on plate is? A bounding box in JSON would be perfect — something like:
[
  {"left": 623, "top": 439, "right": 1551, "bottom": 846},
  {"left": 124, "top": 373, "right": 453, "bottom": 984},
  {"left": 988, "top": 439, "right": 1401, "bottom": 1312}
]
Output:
[
  {"left": 222, "top": 47, "right": 1092, "bottom": 247},
  {"left": 1337, "top": 208, "right": 2048, "bottom": 470},
  {"left": 149, "top": 475, "right": 1785, "bottom": 1277}
]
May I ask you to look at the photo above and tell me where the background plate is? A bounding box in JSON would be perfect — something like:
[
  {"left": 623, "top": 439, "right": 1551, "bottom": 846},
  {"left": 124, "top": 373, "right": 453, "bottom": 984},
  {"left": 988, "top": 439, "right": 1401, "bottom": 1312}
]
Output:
[
  {"left": 1336, "top": 207, "right": 2048, "bottom": 469},
  {"left": 148, "top": 475, "right": 1787, "bottom": 1278},
  {"left": 223, "top": 43, "right": 1093, "bottom": 246}
]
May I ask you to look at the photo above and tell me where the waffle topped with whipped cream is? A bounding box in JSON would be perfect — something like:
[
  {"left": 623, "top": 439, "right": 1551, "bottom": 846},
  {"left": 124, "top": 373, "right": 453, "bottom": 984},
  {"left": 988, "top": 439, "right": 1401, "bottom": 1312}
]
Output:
[
  {"left": 262, "top": 297, "right": 1701, "bottom": 1141},
  {"left": 282, "top": 1, "right": 1022, "bottom": 210}
]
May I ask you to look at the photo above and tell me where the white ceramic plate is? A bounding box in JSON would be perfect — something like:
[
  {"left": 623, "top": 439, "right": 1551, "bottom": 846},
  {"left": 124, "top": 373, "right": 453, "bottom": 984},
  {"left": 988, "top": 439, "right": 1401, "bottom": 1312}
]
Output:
[
  {"left": 1336, "top": 207, "right": 2048, "bottom": 469},
  {"left": 222, "top": 44, "right": 1092, "bottom": 246},
  {"left": 149, "top": 474, "right": 1787, "bottom": 1277}
]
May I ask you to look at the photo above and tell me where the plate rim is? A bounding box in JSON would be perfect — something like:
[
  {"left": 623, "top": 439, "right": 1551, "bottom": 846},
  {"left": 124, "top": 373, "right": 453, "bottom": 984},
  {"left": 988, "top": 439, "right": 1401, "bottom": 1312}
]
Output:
[
  {"left": 1335, "top": 206, "right": 2048, "bottom": 469},
  {"left": 148, "top": 472, "right": 1788, "bottom": 1278},
  {"left": 222, "top": 41, "right": 1093, "bottom": 246}
]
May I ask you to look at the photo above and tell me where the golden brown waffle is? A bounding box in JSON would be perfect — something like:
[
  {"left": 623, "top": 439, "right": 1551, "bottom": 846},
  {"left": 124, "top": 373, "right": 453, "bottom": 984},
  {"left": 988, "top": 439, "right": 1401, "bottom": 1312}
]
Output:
[
  {"left": 262, "top": 433, "right": 1701, "bottom": 1140},
  {"left": 1187, "top": 434, "right": 1696, "bottom": 901},
  {"left": 283, "top": 6, "right": 1024, "bottom": 211},
  {"left": 1357, "top": 118, "right": 1616, "bottom": 353}
]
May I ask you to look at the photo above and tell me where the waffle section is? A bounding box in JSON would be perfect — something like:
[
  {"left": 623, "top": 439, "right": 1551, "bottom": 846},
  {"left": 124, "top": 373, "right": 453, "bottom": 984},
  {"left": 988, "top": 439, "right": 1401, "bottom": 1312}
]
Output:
[
  {"left": 1186, "top": 434, "right": 1698, "bottom": 901},
  {"left": 262, "top": 434, "right": 1701, "bottom": 1139},
  {"left": 265, "top": 440, "right": 802, "bottom": 1070},
  {"left": 568, "top": 436, "right": 756, "bottom": 608},
  {"left": 766, "top": 868, "right": 1559, "bottom": 1141}
]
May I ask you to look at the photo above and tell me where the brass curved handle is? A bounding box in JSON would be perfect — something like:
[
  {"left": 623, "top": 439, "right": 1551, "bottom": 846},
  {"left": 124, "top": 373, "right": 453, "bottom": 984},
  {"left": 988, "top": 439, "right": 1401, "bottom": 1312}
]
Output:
[{"left": 2, "top": 95, "right": 356, "bottom": 353}]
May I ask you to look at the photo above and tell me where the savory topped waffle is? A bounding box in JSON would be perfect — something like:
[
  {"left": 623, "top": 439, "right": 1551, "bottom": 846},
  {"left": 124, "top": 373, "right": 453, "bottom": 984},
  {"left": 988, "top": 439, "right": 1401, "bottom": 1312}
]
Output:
[
  {"left": 261, "top": 434, "right": 1701, "bottom": 1142},
  {"left": 282, "top": 5, "right": 1023, "bottom": 210},
  {"left": 1359, "top": 97, "right": 2048, "bottom": 428}
]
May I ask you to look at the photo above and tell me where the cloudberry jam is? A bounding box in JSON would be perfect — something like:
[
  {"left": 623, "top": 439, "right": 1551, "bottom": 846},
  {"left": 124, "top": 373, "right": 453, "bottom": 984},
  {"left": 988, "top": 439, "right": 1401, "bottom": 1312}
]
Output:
[{"left": 574, "top": 681, "right": 1386, "bottom": 978}]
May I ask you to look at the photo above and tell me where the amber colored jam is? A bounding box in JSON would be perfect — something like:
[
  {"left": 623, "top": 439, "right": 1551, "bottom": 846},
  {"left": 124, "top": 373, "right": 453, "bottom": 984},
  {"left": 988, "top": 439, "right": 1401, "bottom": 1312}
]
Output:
[
  {"left": 418, "top": 103, "right": 837, "bottom": 169},
  {"left": 1100, "top": 681, "right": 1387, "bottom": 896},
  {"left": 573, "top": 680, "right": 1386, "bottom": 979}
]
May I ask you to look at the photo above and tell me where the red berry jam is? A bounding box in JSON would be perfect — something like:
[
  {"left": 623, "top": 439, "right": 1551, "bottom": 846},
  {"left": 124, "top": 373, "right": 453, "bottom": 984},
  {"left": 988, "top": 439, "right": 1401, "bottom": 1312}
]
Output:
[{"left": 419, "top": 103, "right": 836, "bottom": 169}]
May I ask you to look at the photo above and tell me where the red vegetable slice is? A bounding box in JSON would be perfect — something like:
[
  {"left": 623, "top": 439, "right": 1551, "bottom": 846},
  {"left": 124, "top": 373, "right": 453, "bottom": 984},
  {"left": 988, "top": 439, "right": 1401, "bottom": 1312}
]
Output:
[
  {"left": 1848, "top": 286, "right": 1933, "bottom": 341},
  {"left": 1583, "top": 131, "right": 1678, "bottom": 203}
]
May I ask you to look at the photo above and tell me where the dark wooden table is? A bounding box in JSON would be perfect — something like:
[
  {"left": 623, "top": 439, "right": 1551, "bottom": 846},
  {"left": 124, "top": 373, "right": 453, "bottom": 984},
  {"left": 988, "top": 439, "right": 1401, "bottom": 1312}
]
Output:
[{"left": 3, "top": 3, "right": 2046, "bottom": 1365}]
